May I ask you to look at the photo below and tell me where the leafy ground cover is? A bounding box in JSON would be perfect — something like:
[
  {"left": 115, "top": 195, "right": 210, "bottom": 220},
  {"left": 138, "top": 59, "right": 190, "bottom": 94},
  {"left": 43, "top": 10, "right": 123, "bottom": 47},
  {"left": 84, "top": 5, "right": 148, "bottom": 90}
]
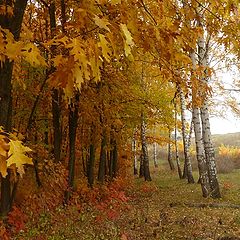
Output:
[{"left": 9, "top": 167, "right": 240, "bottom": 240}]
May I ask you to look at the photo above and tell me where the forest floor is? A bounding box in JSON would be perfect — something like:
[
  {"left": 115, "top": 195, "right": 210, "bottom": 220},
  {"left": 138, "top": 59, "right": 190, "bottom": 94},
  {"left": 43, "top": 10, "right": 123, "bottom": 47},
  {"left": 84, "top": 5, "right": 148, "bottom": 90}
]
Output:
[{"left": 13, "top": 166, "right": 240, "bottom": 240}]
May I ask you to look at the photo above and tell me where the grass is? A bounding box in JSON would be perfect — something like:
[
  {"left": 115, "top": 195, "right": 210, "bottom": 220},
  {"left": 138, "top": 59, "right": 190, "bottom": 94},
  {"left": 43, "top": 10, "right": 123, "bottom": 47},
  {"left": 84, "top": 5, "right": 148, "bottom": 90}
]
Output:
[{"left": 13, "top": 166, "right": 240, "bottom": 240}]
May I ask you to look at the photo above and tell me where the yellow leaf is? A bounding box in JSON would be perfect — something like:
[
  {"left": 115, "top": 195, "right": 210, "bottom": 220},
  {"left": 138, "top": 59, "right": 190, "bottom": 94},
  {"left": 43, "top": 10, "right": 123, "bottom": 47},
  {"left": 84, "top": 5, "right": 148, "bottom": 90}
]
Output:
[
  {"left": 98, "top": 34, "right": 111, "bottom": 62},
  {"left": 110, "top": 0, "right": 121, "bottom": 4},
  {"left": 94, "top": 15, "right": 111, "bottom": 32},
  {"left": 74, "top": 66, "right": 84, "bottom": 89},
  {"left": 7, "top": 140, "right": 33, "bottom": 177},
  {"left": 21, "top": 43, "right": 47, "bottom": 67},
  {"left": 120, "top": 24, "right": 134, "bottom": 47}
]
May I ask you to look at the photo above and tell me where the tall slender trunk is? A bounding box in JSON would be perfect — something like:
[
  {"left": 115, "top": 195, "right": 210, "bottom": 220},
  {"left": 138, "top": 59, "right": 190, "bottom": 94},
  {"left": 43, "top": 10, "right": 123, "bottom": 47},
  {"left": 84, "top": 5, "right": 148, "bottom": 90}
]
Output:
[
  {"left": 198, "top": 31, "right": 221, "bottom": 198},
  {"left": 0, "top": 0, "right": 28, "bottom": 216},
  {"left": 132, "top": 130, "right": 138, "bottom": 175},
  {"left": 174, "top": 102, "right": 182, "bottom": 179},
  {"left": 139, "top": 153, "right": 144, "bottom": 177},
  {"left": 190, "top": 51, "right": 210, "bottom": 198},
  {"left": 167, "top": 129, "right": 175, "bottom": 170},
  {"left": 178, "top": 86, "right": 194, "bottom": 183},
  {"left": 98, "top": 130, "right": 107, "bottom": 184},
  {"left": 65, "top": 94, "right": 79, "bottom": 202},
  {"left": 153, "top": 126, "right": 158, "bottom": 168},
  {"left": 49, "top": 1, "right": 62, "bottom": 162},
  {"left": 182, "top": 118, "right": 193, "bottom": 178},
  {"left": 140, "top": 113, "right": 151, "bottom": 181},
  {"left": 110, "top": 138, "right": 118, "bottom": 180},
  {"left": 87, "top": 143, "right": 95, "bottom": 187}
]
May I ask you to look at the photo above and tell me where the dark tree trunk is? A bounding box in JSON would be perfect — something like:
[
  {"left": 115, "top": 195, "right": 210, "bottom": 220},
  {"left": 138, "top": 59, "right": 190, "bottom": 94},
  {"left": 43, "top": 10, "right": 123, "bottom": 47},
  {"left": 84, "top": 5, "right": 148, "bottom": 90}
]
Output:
[
  {"left": 0, "top": 0, "right": 28, "bottom": 216},
  {"left": 49, "top": 1, "right": 62, "bottom": 162},
  {"left": 110, "top": 139, "right": 118, "bottom": 180},
  {"left": 0, "top": 169, "right": 11, "bottom": 216},
  {"left": 139, "top": 153, "right": 144, "bottom": 178},
  {"left": 65, "top": 95, "right": 79, "bottom": 202},
  {"left": 98, "top": 131, "right": 107, "bottom": 184},
  {"left": 33, "top": 159, "right": 42, "bottom": 187},
  {"left": 52, "top": 89, "right": 62, "bottom": 162},
  {"left": 140, "top": 113, "right": 151, "bottom": 181},
  {"left": 87, "top": 143, "right": 95, "bottom": 187}
]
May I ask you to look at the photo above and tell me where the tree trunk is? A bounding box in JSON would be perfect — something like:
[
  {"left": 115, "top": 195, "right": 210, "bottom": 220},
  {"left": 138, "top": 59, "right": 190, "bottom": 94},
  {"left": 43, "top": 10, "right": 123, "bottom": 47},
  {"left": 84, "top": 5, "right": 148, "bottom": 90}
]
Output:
[
  {"left": 182, "top": 118, "right": 193, "bottom": 178},
  {"left": 110, "top": 139, "right": 118, "bottom": 180},
  {"left": 179, "top": 86, "right": 194, "bottom": 183},
  {"left": 65, "top": 95, "right": 79, "bottom": 202},
  {"left": 167, "top": 129, "right": 175, "bottom": 170},
  {"left": 87, "top": 143, "right": 95, "bottom": 187},
  {"left": 49, "top": 1, "right": 62, "bottom": 162},
  {"left": 132, "top": 130, "right": 138, "bottom": 175},
  {"left": 174, "top": 102, "right": 182, "bottom": 179},
  {"left": 52, "top": 89, "right": 62, "bottom": 162},
  {"left": 139, "top": 153, "right": 144, "bottom": 178},
  {"left": 140, "top": 113, "right": 151, "bottom": 181},
  {"left": 198, "top": 32, "right": 221, "bottom": 198},
  {"left": 0, "top": 0, "right": 28, "bottom": 216},
  {"left": 153, "top": 126, "right": 158, "bottom": 168},
  {"left": 98, "top": 130, "right": 107, "bottom": 184},
  {"left": 190, "top": 50, "right": 210, "bottom": 198}
]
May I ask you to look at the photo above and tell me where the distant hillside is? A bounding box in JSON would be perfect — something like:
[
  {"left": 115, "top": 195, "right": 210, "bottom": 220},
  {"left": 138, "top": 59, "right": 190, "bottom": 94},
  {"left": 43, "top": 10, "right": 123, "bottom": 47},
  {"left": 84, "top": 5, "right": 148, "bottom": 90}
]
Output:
[{"left": 212, "top": 132, "right": 240, "bottom": 147}]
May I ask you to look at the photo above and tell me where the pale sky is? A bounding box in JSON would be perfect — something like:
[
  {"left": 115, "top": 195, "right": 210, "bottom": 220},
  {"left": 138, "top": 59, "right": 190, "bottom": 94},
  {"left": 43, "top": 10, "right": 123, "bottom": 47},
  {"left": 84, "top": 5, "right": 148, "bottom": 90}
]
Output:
[{"left": 210, "top": 116, "right": 240, "bottom": 134}]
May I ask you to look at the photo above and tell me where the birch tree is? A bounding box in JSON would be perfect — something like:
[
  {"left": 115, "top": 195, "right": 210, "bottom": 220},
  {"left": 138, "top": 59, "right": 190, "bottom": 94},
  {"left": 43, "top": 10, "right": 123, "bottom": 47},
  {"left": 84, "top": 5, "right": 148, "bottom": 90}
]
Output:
[
  {"left": 178, "top": 85, "right": 194, "bottom": 183},
  {"left": 198, "top": 30, "right": 221, "bottom": 198}
]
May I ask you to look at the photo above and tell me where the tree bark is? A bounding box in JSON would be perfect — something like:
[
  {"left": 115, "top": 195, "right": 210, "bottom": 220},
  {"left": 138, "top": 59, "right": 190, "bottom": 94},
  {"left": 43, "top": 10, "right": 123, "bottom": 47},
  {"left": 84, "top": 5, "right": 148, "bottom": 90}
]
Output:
[
  {"left": 65, "top": 94, "right": 79, "bottom": 202},
  {"left": 98, "top": 130, "right": 107, "bottom": 184},
  {"left": 110, "top": 138, "right": 118, "bottom": 180},
  {"left": 153, "top": 125, "right": 158, "bottom": 168},
  {"left": 0, "top": 0, "right": 28, "bottom": 216},
  {"left": 132, "top": 130, "right": 138, "bottom": 175},
  {"left": 174, "top": 101, "right": 182, "bottom": 179},
  {"left": 87, "top": 143, "right": 95, "bottom": 187},
  {"left": 167, "top": 129, "right": 175, "bottom": 170},
  {"left": 198, "top": 31, "right": 221, "bottom": 198},
  {"left": 178, "top": 85, "right": 194, "bottom": 183},
  {"left": 49, "top": 1, "right": 62, "bottom": 162},
  {"left": 190, "top": 50, "right": 210, "bottom": 198},
  {"left": 140, "top": 113, "right": 151, "bottom": 181}
]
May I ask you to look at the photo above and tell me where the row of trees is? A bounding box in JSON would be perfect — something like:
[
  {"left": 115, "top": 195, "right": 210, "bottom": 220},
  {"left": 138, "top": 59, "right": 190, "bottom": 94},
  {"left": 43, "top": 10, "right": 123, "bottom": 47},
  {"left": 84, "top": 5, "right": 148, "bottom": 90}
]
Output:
[{"left": 0, "top": 0, "right": 239, "bottom": 216}]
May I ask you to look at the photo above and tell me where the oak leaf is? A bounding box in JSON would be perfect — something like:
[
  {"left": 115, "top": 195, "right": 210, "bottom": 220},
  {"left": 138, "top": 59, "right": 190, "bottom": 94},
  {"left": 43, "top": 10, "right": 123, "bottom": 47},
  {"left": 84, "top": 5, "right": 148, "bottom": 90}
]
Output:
[
  {"left": 94, "top": 15, "right": 111, "bottom": 32},
  {"left": 98, "top": 34, "right": 111, "bottom": 62}
]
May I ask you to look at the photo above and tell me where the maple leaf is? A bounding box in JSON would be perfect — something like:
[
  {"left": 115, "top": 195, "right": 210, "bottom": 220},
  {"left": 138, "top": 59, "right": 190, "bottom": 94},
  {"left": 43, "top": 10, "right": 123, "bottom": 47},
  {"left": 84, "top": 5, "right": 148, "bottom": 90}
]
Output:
[
  {"left": 7, "top": 140, "right": 33, "bottom": 177},
  {"left": 21, "top": 43, "right": 47, "bottom": 67},
  {"left": 94, "top": 15, "right": 111, "bottom": 32}
]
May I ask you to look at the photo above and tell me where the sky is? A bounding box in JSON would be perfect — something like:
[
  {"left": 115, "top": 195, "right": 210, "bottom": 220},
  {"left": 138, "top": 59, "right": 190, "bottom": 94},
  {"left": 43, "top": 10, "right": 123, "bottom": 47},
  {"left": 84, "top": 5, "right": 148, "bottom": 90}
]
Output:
[
  {"left": 210, "top": 115, "right": 240, "bottom": 135},
  {"left": 209, "top": 63, "right": 240, "bottom": 135}
]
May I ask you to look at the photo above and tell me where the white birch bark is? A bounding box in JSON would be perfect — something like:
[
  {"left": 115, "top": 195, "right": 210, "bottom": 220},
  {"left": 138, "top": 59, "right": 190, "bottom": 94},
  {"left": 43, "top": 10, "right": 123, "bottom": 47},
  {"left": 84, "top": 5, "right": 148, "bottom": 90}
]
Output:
[
  {"left": 174, "top": 101, "right": 182, "bottom": 179},
  {"left": 179, "top": 85, "right": 194, "bottom": 183},
  {"left": 153, "top": 125, "right": 158, "bottom": 168},
  {"left": 168, "top": 129, "right": 175, "bottom": 170},
  {"left": 198, "top": 35, "right": 221, "bottom": 198},
  {"left": 190, "top": 51, "right": 210, "bottom": 198},
  {"left": 132, "top": 129, "right": 138, "bottom": 175}
]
